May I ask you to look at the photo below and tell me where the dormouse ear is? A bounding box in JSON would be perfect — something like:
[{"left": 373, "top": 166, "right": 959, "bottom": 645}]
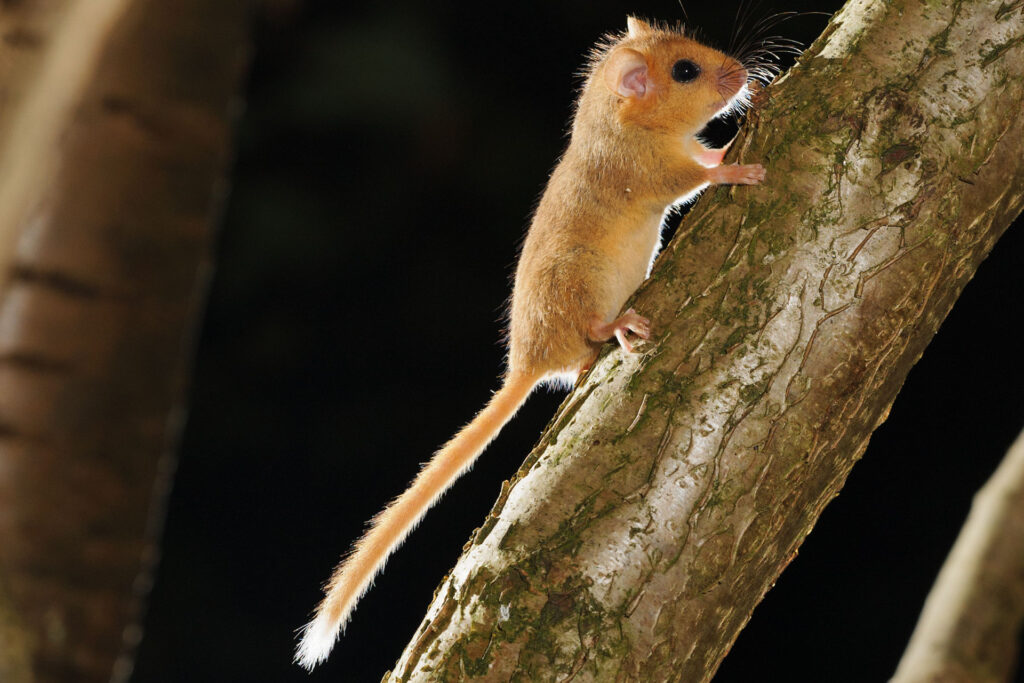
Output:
[
  {"left": 626, "top": 16, "right": 653, "bottom": 39},
  {"left": 603, "top": 47, "right": 650, "bottom": 99}
]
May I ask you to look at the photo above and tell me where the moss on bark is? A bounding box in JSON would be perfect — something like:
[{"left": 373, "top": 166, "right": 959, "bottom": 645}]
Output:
[{"left": 388, "top": 0, "right": 1024, "bottom": 680}]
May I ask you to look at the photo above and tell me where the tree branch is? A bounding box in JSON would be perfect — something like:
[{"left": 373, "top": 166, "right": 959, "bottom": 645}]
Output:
[
  {"left": 0, "top": 1, "right": 250, "bottom": 680},
  {"left": 386, "top": 0, "right": 1024, "bottom": 679},
  {"left": 0, "top": 577, "right": 31, "bottom": 683},
  {"left": 892, "top": 426, "right": 1024, "bottom": 683}
]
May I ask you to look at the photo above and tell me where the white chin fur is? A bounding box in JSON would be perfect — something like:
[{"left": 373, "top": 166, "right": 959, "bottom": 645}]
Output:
[{"left": 295, "top": 613, "right": 339, "bottom": 671}]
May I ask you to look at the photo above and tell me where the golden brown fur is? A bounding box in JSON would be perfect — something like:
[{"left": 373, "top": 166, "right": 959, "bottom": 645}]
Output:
[
  {"left": 509, "top": 18, "right": 757, "bottom": 374},
  {"left": 296, "top": 17, "right": 764, "bottom": 669}
]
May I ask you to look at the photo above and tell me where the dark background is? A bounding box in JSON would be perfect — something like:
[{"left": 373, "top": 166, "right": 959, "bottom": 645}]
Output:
[{"left": 130, "top": 1, "right": 1024, "bottom": 681}]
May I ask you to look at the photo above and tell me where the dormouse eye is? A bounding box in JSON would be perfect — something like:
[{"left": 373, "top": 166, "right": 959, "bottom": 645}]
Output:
[{"left": 671, "top": 59, "right": 700, "bottom": 83}]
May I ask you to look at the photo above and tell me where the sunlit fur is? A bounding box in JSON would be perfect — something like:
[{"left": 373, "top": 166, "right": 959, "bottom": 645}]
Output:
[
  {"left": 296, "top": 17, "right": 762, "bottom": 669},
  {"left": 508, "top": 18, "right": 756, "bottom": 376},
  {"left": 296, "top": 372, "right": 538, "bottom": 669}
]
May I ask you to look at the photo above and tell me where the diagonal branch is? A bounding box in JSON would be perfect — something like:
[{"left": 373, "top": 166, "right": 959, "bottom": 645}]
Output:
[
  {"left": 386, "top": 0, "right": 1024, "bottom": 680},
  {"left": 892, "top": 426, "right": 1024, "bottom": 683}
]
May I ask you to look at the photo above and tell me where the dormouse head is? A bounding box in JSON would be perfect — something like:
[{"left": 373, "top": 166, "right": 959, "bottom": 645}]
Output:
[{"left": 598, "top": 17, "right": 749, "bottom": 135}]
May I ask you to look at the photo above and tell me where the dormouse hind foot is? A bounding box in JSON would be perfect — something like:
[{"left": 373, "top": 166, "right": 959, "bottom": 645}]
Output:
[
  {"left": 589, "top": 308, "right": 651, "bottom": 353},
  {"left": 707, "top": 163, "right": 765, "bottom": 186}
]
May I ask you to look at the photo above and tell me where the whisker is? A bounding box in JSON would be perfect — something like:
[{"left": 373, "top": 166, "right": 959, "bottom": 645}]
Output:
[
  {"left": 675, "top": 0, "right": 689, "bottom": 24},
  {"left": 730, "top": 0, "right": 762, "bottom": 55}
]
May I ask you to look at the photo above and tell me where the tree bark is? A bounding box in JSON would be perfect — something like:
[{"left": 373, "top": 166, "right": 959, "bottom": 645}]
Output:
[
  {"left": 0, "top": 1, "right": 250, "bottom": 680},
  {"left": 892, "top": 426, "right": 1024, "bottom": 683},
  {"left": 387, "top": 0, "right": 1024, "bottom": 680}
]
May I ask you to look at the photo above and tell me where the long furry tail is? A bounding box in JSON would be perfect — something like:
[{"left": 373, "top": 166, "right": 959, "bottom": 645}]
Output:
[{"left": 295, "top": 370, "right": 540, "bottom": 669}]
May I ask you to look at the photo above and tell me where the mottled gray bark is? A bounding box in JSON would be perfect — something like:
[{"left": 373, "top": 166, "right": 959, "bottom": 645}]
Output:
[
  {"left": 387, "top": 0, "right": 1024, "bottom": 680},
  {"left": 893, "top": 427, "right": 1024, "bottom": 683},
  {"left": 0, "top": 1, "right": 250, "bottom": 681}
]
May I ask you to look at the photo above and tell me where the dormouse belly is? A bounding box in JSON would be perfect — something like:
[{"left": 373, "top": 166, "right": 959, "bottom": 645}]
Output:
[{"left": 602, "top": 210, "right": 663, "bottom": 321}]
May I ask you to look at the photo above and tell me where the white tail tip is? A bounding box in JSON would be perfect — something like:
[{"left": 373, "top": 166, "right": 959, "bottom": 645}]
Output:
[{"left": 294, "top": 612, "right": 340, "bottom": 671}]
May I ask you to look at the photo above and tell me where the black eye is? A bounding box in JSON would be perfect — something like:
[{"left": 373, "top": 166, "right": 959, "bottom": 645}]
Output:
[{"left": 671, "top": 60, "right": 700, "bottom": 83}]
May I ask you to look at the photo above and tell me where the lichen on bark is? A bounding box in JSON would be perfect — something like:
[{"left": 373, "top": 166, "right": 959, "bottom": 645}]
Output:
[{"left": 388, "top": 0, "right": 1024, "bottom": 680}]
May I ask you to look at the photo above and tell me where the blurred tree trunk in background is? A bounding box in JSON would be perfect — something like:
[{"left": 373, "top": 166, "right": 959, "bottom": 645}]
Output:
[
  {"left": 0, "top": 1, "right": 250, "bottom": 681},
  {"left": 388, "top": 0, "right": 1024, "bottom": 680},
  {"left": 893, "top": 426, "right": 1024, "bottom": 683}
]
